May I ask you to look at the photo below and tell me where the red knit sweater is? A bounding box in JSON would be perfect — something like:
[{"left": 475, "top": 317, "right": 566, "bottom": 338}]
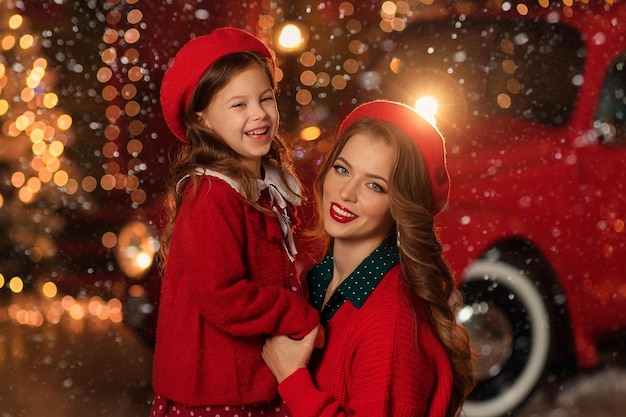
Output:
[
  {"left": 152, "top": 175, "right": 319, "bottom": 406},
  {"left": 278, "top": 265, "right": 453, "bottom": 417}
]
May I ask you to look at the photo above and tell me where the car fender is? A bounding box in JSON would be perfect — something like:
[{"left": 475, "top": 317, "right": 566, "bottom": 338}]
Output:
[{"left": 438, "top": 203, "right": 599, "bottom": 369}]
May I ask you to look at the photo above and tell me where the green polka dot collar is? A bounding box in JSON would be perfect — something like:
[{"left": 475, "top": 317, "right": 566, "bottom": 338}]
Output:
[{"left": 307, "top": 239, "right": 399, "bottom": 324}]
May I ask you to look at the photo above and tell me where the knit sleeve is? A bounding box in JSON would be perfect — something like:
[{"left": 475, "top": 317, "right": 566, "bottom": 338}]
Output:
[
  {"left": 278, "top": 287, "right": 442, "bottom": 417},
  {"left": 177, "top": 178, "right": 318, "bottom": 339},
  {"left": 278, "top": 368, "right": 342, "bottom": 417}
]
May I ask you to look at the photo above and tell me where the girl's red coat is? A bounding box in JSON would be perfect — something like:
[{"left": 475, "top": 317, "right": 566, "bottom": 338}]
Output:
[{"left": 152, "top": 176, "right": 319, "bottom": 406}]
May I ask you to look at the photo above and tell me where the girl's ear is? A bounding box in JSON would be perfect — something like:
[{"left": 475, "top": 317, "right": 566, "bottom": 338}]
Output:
[{"left": 196, "top": 112, "right": 209, "bottom": 128}]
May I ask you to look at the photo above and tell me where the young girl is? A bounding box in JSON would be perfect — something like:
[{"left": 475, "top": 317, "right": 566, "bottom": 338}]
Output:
[
  {"left": 262, "top": 100, "right": 476, "bottom": 417},
  {"left": 150, "top": 27, "right": 320, "bottom": 417}
]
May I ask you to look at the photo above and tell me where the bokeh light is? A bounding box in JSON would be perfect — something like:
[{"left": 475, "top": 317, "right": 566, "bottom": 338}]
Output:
[{"left": 42, "top": 281, "right": 58, "bottom": 298}]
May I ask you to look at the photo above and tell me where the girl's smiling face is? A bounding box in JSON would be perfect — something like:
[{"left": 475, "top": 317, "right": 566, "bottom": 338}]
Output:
[
  {"left": 197, "top": 63, "right": 278, "bottom": 176},
  {"left": 322, "top": 132, "right": 395, "bottom": 249}
]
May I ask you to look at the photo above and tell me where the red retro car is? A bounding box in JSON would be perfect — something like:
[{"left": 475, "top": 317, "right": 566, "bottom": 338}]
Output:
[{"left": 351, "top": 3, "right": 626, "bottom": 417}]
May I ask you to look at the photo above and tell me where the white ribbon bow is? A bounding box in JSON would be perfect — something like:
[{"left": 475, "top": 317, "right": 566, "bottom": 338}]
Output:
[{"left": 256, "top": 166, "right": 301, "bottom": 262}]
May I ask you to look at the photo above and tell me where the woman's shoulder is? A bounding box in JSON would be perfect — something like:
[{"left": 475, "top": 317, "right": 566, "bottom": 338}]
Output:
[
  {"left": 362, "top": 266, "right": 429, "bottom": 328},
  {"left": 370, "top": 265, "right": 411, "bottom": 301}
]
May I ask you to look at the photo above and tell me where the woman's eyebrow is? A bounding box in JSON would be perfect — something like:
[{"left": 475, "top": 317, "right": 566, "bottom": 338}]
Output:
[{"left": 335, "top": 156, "right": 389, "bottom": 185}]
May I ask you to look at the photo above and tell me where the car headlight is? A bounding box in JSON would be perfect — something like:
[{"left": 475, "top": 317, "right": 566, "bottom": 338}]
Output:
[{"left": 115, "top": 220, "right": 159, "bottom": 279}]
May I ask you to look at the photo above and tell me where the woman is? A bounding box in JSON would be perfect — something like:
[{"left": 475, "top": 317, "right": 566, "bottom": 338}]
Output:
[{"left": 262, "top": 100, "right": 476, "bottom": 417}]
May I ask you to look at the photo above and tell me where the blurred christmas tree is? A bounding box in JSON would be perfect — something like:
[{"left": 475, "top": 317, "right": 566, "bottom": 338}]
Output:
[{"left": 0, "top": 2, "right": 92, "bottom": 291}]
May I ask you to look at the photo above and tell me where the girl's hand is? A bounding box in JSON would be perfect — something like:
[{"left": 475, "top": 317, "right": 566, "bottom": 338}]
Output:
[{"left": 262, "top": 324, "right": 324, "bottom": 383}]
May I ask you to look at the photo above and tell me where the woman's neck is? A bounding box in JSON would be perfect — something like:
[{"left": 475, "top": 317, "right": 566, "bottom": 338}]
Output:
[{"left": 323, "top": 238, "right": 383, "bottom": 306}]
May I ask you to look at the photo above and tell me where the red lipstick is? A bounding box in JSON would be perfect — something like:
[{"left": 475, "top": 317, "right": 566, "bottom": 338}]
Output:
[{"left": 329, "top": 202, "right": 358, "bottom": 223}]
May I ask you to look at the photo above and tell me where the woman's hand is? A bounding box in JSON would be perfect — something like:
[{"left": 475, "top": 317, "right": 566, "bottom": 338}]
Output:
[{"left": 263, "top": 324, "right": 325, "bottom": 383}]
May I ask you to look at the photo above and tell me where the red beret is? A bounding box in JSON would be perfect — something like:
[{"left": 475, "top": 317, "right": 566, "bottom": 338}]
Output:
[
  {"left": 160, "top": 27, "right": 275, "bottom": 142},
  {"left": 338, "top": 100, "right": 450, "bottom": 214}
]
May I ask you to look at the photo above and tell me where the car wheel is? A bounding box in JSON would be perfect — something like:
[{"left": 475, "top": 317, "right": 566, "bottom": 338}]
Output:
[{"left": 458, "top": 259, "right": 551, "bottom": 417}]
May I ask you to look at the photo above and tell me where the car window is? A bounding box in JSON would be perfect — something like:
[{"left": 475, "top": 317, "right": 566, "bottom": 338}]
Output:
[
  {"left": 355, "top": 18, "right": 585, "bottom": 128},
  {"left": 595, "top": 53, "right": 626, "bottom": 145}
]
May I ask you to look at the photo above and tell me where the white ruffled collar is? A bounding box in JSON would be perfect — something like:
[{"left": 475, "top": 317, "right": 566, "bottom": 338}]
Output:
[{"left": 175, "top": 163, "right": 301, "bottom": 207}]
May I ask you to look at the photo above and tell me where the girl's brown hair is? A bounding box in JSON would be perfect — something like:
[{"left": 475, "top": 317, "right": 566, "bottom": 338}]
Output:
[
  {"left": 159, "top": 51, "right": 298, "bottom": 263},
  {"left": 314, "top": 118, "right": 477, "bottom": 417}
]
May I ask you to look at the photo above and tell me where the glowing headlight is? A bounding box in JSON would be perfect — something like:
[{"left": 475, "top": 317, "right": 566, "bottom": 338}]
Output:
[{"left": 115, "top": 221, "right": 159, "bottom": 279}]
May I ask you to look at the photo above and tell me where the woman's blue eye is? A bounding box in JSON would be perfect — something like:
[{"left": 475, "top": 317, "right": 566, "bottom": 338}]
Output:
[
  {"left": 368, "top": 183, "right": 385, "bottom": 192},
  {"left": 261, "top": 96, "right": 274, "bottom": 103},
  {"left": 333, "top": 165, "right": 348, "bottom": 175}
]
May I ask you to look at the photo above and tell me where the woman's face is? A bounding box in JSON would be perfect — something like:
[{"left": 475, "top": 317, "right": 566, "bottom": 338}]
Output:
[
  {"left": 197, "top": 64, "right": 278, "bottom": 176},
  {"left": 322, "top": 132, "right": 395, "bottom": 248}
]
